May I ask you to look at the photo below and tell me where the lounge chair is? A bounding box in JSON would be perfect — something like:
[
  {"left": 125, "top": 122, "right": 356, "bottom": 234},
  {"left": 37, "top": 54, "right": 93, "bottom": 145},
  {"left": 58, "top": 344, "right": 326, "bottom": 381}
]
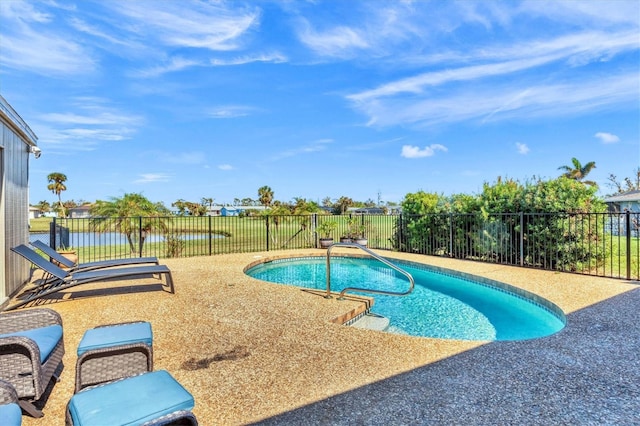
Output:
[
  {"left": 31, "top": 240, "right": 159, "bottom": 272},
  {"left": 8, "top": 245, "right": 174, "bottom": 311},
  {"left": 0, "top": 308, "right": 65, "bottom": 418}
]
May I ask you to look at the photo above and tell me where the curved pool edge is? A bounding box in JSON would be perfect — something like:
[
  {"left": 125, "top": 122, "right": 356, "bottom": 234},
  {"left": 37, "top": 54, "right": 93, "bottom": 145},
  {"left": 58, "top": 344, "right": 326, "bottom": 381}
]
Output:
[
  {"left": 390, "top": 258, "right": 567, "bottom": 327},
  {"left": 244, "top": 252, "right": 567, "bottom": 339}
]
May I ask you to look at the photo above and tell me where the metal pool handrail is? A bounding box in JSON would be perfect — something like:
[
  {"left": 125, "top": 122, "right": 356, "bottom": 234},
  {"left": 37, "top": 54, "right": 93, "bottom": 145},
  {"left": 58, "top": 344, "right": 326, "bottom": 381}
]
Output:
[{"left": 325, "top": 243, "right": 415, "bottom": 300}]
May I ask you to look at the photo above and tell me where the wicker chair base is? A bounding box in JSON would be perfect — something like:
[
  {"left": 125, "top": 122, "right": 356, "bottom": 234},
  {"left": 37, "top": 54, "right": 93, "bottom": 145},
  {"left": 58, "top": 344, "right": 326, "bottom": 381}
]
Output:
[{"left": 75, "top": 343, "right": 153, "bottom": 393}]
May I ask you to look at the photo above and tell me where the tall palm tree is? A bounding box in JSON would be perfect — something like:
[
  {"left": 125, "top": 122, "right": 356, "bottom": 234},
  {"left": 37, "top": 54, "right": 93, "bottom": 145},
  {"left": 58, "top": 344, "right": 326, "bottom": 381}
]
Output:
[
  {"left": 201, "top": 197, "right": 214, "bottom": 209},
  {"left": 258, "top": 186, "right": 274, "bottom": 207},
  {"left": 47, "top": 172, "right": 68, "bottom": 217},
  {"left": 90, "top": 193, "right": 171, "bottom": 255},
  {"left": 36, "top": 200, "right": 51, "bottom": 214},
  {"left": 558, "top": 158, "right": 597, "bottom": 187}
]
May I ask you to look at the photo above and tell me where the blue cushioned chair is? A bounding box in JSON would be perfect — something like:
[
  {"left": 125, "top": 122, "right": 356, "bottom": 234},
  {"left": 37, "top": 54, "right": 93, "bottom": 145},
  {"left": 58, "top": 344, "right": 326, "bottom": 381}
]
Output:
[
  {"left": 0, "top": 308, "right": 65, "bottom": 418},
  {"left": 66, "top": 370, "right": 197, "bottom": 425},
  {"left": 0, "top": 379, "right": 22, "bottom": 426}
]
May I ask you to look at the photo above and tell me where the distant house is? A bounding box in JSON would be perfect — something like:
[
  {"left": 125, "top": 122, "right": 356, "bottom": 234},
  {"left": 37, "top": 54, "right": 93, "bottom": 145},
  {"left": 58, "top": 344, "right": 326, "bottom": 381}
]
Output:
[
  {"left": 604, "top": 190, "right": 640, "bottom": 213},
  {"left": 206, "top": 205, "right": 224, "bottom": 216},
  {"left": 68, "top": 205, "right": 92, "bottom": 218},
  {"left": 220, "top": 206, "right": 267, "bottom": 216},
  {"left": 347, "top": 206, "right": 401, "bottom": 215},
  {"left": 1, "top": 95, "right": 40, "bottom": 306},
  {"left": 349, "top": 207, "right": 385, "bottom": 215},
  {"left": 29, "top": 206, "right": 42, "bottom": 219}
]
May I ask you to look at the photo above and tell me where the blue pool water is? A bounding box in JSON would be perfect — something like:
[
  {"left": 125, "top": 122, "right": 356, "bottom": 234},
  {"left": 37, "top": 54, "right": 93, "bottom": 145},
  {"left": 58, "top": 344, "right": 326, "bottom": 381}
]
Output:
[{"left": 246, "top": 256, "right": 566, "bottom": 341}]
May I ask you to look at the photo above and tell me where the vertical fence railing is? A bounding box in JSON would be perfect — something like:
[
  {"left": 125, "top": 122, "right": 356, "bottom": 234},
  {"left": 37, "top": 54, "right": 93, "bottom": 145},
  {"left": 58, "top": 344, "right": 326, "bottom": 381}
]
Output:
[{"left": 28, "top": 211, "right": 638, "bottom": 281}]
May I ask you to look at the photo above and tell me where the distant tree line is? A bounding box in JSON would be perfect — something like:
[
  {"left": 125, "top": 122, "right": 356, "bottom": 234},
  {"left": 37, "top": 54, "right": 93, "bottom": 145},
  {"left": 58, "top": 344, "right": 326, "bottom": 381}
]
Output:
[{"left": 33, "top": 161, "right": 639, "bottom": 220}]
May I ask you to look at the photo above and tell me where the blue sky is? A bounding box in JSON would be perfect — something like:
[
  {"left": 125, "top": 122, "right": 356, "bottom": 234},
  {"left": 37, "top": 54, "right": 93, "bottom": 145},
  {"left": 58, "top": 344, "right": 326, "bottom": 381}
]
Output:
[{"left": 2, "top": 0, "right": 639, "bottom": 207}]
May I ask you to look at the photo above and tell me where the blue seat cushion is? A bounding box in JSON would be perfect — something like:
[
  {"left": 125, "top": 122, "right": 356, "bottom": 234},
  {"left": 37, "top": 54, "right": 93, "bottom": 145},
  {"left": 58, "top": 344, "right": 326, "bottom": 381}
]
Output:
[
  {"left": 77, "top": 322, "right": 152, "bottom": 356},
  {"left": 68, "top": 370, "right": 194, "bottom": 426},
  {"left": 0, "top": 325, "right": 63, "bottom": 363},
  {"left": 0, "top": 402, "right": 22, "bottom": 426}
]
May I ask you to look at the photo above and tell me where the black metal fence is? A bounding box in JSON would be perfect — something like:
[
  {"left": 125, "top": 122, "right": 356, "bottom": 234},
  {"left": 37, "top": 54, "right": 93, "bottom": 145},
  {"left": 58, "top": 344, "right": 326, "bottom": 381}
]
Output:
[{"left": 29, "top": 211, "right": 639, "bottom": 281}]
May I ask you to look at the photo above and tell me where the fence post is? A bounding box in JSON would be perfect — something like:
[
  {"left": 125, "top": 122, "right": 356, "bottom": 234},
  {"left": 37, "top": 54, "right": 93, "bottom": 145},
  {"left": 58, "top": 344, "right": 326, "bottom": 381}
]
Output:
[
  {"left": 312, "top": 214, "right": 318, "bottom": 247},
  {"left": 520, "top": 212, "right": 524, "bottom": 267},
  {"left": 449, "top": 213, "right": 453, "bottom": 257},
  {"left": 399, "top": 214, "right": 403, "bottom": 250},
  {"left": 139, "top": 216, "right": 143, "bottom": 257},
  {"left": 50, "top": 217, "right": 57, "bottom": 248},
  {"left": 626, "top": 211, "right": 631, "bottom": 280},
  {"left": 266, "top": 216, "right": 270, "bottom": 251},
  {"left": 208, "top": 215, "right": 212, "bottom": 256}
]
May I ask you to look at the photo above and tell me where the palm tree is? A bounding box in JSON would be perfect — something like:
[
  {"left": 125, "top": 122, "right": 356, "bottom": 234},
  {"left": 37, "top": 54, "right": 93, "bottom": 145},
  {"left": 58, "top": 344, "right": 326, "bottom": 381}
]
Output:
[
  {"left": 333, "top": 196, "right": 354, "bottom": 215},
  {"left": 35, "top": 200, "right": 51, "bottom": 214},
  {"left": 258, "top": 186, "right": 274, "bottom": 207},
  {"left": 47, "top": 172, "right": 67, "bottom": 217},
  {"left": 201, "top": 197, "right": 214, "bottom": 209},
  {"left": 90, "top": 193, "right": 171, "bottom": 255},
  {"left": 558, "top": 158, "right": 597, "bottom": 187}
]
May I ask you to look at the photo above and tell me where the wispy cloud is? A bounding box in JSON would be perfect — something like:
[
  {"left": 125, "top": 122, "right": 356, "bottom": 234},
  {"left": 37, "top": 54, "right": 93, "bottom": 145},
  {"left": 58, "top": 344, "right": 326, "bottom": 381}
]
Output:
[
  {"left": 163, "top": 152, "right": 206, "bottom": 164},
  {"left": 348, "top": 30, "right": 639, "bottom": 103},
  {"left": 207, "top": 106, "right": 256, "bottom": 119},
  {"left": 401, "top": 144, "right": 447, "bottom": 159},
  {"left": 270, "top": 139, "right": 333, "bottom": 161},
  {"left": 218, "top": 164, "right": 234, "bottom": 171},
  {"left": 594, "top": 132, "right": 620, "bottom": 144},
  {"left": 111, "top": 1, "right": 260, "bottom": 51},
  {"left": 34, "top": 98, "right": 143, "bottom": 151},
  {"left": 133, "top": 57, "right": 205, "bottom": 78},
  {"left": 134, "top": 173, "right": 171, "bottom": 184},
  {"left": 350, "top": 71, "right": 638, "bottom": 128},
  {"left": 516, "top": 142, "right": 530, "bottom": 154},
  {"left": 298, "top": 22, "right": 369, "bottom": 58},
  {"left": 0, "top": 24, "right": 96, "bottom": 76},
  {"left": 210, "top": 52, "right": 287, "bottom": 66}
]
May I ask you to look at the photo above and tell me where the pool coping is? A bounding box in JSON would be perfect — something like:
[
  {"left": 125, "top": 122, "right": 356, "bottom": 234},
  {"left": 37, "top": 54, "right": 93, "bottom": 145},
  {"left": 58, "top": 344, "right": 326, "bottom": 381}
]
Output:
[{"left": 245, "top": 252, "right": 567, "bottom": 334}]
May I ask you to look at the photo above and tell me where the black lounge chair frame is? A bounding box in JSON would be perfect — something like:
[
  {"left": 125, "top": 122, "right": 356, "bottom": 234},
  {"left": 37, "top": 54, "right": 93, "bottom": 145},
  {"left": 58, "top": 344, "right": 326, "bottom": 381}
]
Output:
[
  {"left": 8, "top": 245, "right": 174, "bottom": 311},
  {"left": 31, "top": 240, "right": 159, "bottom": 272}
]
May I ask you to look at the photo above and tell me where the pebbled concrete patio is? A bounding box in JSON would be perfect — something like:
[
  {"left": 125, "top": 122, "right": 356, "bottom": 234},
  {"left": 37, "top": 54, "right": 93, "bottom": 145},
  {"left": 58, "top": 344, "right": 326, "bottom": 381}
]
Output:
[{"left": 11, "top": 249, "right": 638, "bottom": 425}]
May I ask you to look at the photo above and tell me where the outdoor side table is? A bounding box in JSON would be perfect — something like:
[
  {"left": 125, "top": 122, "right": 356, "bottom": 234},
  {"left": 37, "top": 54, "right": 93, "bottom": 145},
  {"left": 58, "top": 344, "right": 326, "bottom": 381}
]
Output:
[{"left": 75, "top": 321, "right": 153, "bottom": 393}]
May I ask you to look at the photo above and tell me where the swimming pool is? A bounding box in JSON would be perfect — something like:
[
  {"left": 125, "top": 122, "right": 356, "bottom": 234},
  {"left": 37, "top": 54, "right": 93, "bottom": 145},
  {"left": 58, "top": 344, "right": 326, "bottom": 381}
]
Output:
[{"left": 245, "top": 256, "right": 566, "bottom": 341}]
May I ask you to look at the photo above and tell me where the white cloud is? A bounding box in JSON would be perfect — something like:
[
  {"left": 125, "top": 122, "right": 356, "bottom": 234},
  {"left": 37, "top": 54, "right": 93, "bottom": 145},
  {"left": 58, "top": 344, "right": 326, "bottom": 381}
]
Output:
[
  {"left": 111, "top": 2, "right": 259, "bottom": 51},
  {"left": 297, "top": 21, "right": 369, "bottom": 58},
  {"left": 350, "top": 71, "right": 638, "bottom": 128},
  {"left": 163, "top": 152, "right": 206, "bottom": 164},
  {"left": 134, "top": 173, "right": 171, "bottom": 184},
  {"left": 207, "top": 106, "right": 255, "bottom": 119},
  {"left": 218, "top": 164, "right": 234, "bottom": 171},
  {"left": 210, "top": 52, "right": 287, "bottom": 66},
  {"left": 401, "top": 144, "right": 447, "bottom": 158},
  {"left": 0, "top": 27, "right": 96, "bottom": 75},
  {"left": 270, "top": 139, "right": 333, "bottom": 161},
  {"left": 516, "top": 142, "right": 530, "bottom": 154},
  {"left": 33, "top": 98, "right": 143, "bottom": 151},
  {"left": 594, "top": 132, "right": 620, "bottom": 144},
  {"left": 134, "top": 57, "right": 204, "bottom": 78}
]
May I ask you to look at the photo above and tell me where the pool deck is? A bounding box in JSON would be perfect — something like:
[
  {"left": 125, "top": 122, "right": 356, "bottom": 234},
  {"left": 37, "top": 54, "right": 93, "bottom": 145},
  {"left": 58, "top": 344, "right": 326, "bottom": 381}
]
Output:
[{"left": 10, "top": 248, "right": 640, "bottom": 425}]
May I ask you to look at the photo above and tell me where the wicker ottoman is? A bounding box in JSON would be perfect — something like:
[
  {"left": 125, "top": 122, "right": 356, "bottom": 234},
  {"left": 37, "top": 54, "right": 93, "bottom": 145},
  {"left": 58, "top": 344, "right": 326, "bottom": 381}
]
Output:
[
  {"left": 66, "top": 370, "right": 196, "bottom": 425},
  {"left": 75, "top": 321, "right": 153, "bottom": 393}
]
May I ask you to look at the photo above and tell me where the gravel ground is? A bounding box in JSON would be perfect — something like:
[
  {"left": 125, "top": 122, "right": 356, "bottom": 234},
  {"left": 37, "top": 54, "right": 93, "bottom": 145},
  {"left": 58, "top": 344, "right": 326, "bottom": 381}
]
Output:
[{"left": 8, "top": 249, "right": 638, "bottom": 426}]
